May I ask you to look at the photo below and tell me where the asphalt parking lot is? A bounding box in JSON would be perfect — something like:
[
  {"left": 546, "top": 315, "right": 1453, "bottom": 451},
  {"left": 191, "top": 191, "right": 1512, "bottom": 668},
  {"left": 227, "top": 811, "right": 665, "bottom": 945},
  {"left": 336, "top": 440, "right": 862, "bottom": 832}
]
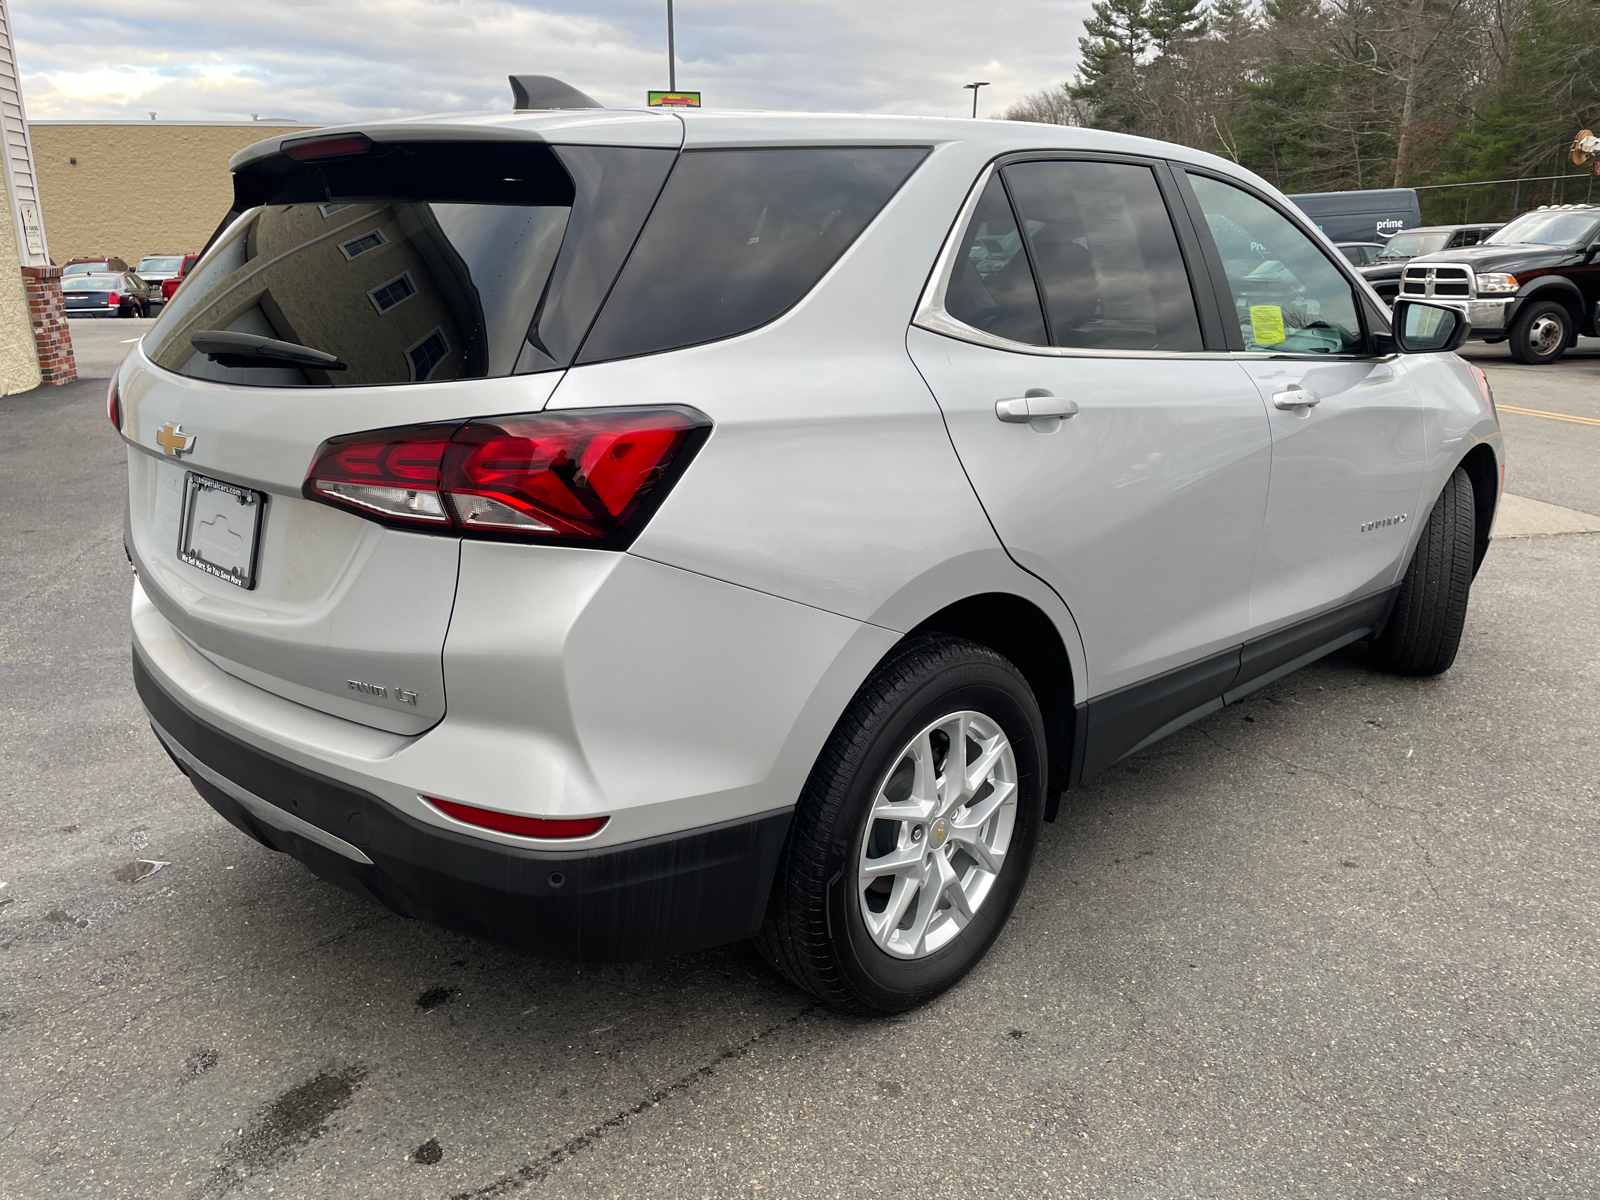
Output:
[{"left": 3, "top": 320, "right": 1597, "bottom": 1199}]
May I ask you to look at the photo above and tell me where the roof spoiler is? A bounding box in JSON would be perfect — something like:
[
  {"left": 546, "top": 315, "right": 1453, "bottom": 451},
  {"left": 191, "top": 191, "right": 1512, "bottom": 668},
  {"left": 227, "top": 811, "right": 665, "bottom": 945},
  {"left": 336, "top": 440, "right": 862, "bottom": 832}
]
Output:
[{"left": 509, "top": 75, "right": 603, "bottom": 111}]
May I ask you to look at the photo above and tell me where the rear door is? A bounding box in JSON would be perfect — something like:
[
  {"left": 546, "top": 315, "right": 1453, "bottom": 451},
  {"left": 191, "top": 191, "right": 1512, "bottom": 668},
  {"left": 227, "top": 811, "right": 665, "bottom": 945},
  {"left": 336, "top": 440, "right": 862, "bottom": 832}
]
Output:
[
  {"left": 1176, "top": 169, "right": 1427, "bottom": 640},
  {"left": 909, "top": 155, "right": 1272, "bottom": 768},
  {"left": 124, "top": 135, "right": 677, "bottom": 734}
]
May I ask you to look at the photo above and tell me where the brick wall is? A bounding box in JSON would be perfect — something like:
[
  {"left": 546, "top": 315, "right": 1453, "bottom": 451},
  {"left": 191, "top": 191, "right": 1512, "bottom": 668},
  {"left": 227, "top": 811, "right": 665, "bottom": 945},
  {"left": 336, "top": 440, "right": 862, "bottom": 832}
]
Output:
[{"left": 22, "top": 266, "right": 76, "bottom": 386}]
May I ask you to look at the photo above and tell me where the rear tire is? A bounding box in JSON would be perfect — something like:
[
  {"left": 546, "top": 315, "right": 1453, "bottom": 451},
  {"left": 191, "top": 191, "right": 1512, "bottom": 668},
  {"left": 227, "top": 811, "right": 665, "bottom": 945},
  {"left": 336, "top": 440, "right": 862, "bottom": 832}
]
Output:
[
  {"left": 758, "top": 635, "right": 1046, "bottom": 1014},
  {"left": 1507, "top": 299, "right": 1570, "bottom": 365},
  {"left": 1369, "top": 466, "right": 1475, "bottom": 676}
]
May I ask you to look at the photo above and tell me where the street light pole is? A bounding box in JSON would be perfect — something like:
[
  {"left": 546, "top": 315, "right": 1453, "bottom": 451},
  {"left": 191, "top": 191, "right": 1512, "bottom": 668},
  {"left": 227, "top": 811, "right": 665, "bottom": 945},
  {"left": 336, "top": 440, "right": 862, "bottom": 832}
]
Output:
[
  {"left": 667, "top": 0, "right": 676, "bottom": 92},
  {"left": 963, "top": 81, "right": 990, "bottom": 119}
]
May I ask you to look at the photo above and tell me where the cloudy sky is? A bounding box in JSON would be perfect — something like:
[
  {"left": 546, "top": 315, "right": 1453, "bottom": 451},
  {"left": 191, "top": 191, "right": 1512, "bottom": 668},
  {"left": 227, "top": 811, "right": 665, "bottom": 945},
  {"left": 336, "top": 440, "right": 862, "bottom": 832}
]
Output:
[{"left": 17, "top": 0, "right": 1094, "bottom": 126}]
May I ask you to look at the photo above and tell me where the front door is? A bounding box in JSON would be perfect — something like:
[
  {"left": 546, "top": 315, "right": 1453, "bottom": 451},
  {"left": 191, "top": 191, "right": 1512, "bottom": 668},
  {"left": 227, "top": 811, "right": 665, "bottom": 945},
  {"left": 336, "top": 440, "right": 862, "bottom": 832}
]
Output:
[
  {"left": 908, "top": 158, "right": 1273, "bottom": 771},
  {"left": 1179, "top": 171, "right": 1428, "bottom": 635}
]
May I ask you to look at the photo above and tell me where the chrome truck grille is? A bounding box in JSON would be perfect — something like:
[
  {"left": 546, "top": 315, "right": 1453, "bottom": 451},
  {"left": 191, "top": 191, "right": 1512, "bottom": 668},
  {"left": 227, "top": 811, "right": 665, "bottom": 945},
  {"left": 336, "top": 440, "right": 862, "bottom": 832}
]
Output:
[{"left": 1401, "top": 263, "right": 1473, "bottom": 298}]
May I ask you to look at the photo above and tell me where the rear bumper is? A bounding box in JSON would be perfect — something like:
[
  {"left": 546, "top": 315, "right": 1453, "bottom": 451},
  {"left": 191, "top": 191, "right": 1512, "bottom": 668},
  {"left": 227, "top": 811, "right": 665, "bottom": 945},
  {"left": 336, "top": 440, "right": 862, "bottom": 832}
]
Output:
[{"left": 135, "top": 651, "right": 791, "bottom": 962}]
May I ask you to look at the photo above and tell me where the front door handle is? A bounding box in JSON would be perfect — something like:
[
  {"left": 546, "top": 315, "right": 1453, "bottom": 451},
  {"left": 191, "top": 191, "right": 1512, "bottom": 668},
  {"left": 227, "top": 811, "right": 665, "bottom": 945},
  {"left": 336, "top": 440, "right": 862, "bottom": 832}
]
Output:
[
  {"left": 997, "top": 388, "right": 1081, "bottom": 422},
  {"left": 1272, "top": 387, "right": 1321, "bottom": 410}
]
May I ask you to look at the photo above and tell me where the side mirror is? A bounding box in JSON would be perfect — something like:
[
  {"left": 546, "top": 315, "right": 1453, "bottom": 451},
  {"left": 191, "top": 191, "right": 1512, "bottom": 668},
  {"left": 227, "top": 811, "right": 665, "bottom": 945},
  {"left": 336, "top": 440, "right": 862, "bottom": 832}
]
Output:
[{"left": 1392, "top": 299, "right": 1471, "bottom": 353}]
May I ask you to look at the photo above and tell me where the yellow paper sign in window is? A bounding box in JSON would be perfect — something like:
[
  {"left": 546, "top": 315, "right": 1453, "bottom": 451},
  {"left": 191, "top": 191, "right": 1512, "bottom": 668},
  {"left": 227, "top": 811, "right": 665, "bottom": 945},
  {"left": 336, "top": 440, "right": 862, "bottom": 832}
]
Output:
[{"left": 1249, "top": 304, "right": 1286, "bottom": 345}]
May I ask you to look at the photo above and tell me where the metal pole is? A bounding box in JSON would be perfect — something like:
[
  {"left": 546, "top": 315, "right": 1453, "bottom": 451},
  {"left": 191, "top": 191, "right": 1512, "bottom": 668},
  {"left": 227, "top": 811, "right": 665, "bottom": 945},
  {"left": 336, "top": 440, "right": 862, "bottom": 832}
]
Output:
[
  {"left": 963, "top": 82, "right": 990, "bottom": 118},
  {"left": 667, "top": 0, "right": 676, "bottom": 92}
]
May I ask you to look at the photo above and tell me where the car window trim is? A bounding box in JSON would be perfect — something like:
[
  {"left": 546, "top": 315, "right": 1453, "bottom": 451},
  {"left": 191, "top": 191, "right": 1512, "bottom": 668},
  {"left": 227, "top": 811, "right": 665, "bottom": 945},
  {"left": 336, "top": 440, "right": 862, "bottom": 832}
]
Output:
[
  {"left": 912, "top": 151, "right": 1233, "bottom": 361},
  {"left": 1172, "top": 164, "right": 1392, "bottom": 361}
]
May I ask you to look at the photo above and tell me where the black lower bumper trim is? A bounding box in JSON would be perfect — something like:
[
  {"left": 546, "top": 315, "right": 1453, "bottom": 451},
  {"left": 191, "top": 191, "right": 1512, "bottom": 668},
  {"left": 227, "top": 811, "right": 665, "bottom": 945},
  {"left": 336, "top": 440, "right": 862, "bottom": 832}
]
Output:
[{"left": 134, "top": 651, "right": 791, "bottom": 962}]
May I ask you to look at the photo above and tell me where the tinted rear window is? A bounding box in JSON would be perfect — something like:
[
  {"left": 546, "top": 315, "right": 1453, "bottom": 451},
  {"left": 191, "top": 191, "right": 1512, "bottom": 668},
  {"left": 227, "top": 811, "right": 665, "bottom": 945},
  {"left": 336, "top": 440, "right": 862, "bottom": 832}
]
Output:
[
  {"left": 577, "top": 147, "right": 928, "bottom": 363},
  {"left": 145, "top": 141, "right": 673, "bottom": 388}
]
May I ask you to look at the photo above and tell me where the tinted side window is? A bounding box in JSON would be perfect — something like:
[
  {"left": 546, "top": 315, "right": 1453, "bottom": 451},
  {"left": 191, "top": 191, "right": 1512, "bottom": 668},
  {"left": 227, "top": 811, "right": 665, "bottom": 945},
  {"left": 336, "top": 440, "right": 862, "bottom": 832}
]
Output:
[
  {"left": 517, "top": 145, "right": 677, "bottom": 372},
  {"left": 1003, "top": 160, "right": 1203, "bottom": 352},
  {"left": 942, "top": 174, "right": 1048, "bottom": 346},
  {"left": 577, "top": 147, "right": 928, "bottom": 363},
  {"left": 1187, "top": 173, "right": 1364, "bottom": 355}
]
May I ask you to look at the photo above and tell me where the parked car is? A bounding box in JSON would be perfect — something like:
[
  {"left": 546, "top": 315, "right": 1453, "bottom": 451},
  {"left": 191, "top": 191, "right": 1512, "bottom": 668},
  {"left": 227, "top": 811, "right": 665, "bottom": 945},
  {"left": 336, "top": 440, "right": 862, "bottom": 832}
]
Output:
[
  {"left": 63, "top": 256, "right": 130, "bottom": 277},
  {"left": 1360, "top": 224, "right": 1503, "bottom": 302},
  {"left": 62, "top": 270, "right": 153, "bottom": 317},
  {"left": 160, "top": 254, "right": 202, "bottom": 303},
  {"left": 120, "top": 92, "right": 1503, "bottom": 1014},
  {"left": 1400, "top": 204, "right": 1600, "bottom": 364},
  {"left": 134, "top": 253, "right": 194, "bottom": 303},
  {"left": 1337, "top": 241, "right": 1386, "bottom": 266}
]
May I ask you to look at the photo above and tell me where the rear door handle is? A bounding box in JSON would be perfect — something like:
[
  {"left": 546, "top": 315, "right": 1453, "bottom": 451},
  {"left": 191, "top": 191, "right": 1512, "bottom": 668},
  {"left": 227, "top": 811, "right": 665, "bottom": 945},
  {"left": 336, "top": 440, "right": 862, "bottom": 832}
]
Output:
[
  {"left": 996, "top": 388, "right": 1080, "bottom": 422},
  {"left": 1272, "top": 387, "right": 1321, "bottom": 410}
]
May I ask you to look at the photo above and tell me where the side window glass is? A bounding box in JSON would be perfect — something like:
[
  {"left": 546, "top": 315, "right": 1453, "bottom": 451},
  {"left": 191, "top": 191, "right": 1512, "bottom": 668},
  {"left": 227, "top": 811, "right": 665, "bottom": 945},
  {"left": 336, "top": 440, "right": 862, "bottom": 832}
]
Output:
[
  {"left": 1187, "top": 173, "right": 1364, "bottom": 355},
  {"left": 578, "top": 147, "right": 928, "bottom": 364},
  {"left": 1003, "top": 159, "right": 1203, "bottom": 352},
  {"left": 942, "top": 174, "right": 1048, "bottom": 346}
]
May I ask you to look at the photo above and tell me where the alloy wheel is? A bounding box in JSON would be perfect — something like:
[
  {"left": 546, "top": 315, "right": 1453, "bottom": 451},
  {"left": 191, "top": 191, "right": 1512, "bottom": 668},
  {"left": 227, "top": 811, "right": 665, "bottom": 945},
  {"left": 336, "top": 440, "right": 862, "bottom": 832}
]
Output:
[{"left": 856, "top": 710, "right": 1018, "bottom": 959}]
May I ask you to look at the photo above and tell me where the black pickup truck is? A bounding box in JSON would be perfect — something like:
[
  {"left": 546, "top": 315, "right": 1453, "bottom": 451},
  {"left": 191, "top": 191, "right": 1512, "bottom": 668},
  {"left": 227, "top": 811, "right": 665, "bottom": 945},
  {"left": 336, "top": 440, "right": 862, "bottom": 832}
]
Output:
[{"left": 1399, "top": 205, "right": 1600, "bottom": 364}]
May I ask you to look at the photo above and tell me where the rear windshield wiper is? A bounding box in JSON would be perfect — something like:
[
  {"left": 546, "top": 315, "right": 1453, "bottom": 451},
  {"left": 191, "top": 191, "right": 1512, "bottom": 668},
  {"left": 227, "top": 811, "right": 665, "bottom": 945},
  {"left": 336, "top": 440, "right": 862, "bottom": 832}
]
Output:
[{"left": 191, "top": 330, "right": 347, "bottom": 371}]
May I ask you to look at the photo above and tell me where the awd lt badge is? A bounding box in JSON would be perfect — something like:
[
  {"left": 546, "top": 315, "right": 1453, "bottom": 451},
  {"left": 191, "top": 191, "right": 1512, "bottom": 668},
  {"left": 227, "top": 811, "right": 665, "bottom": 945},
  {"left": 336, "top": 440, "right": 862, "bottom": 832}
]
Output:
[{"left": 156, "top": 423, "right": 196, "bottom": 456}]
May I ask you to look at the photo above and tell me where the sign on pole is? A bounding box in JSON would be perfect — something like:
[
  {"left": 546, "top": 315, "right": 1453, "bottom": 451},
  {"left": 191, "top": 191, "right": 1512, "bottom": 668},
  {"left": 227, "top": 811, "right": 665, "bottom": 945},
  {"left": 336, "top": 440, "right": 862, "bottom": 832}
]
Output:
[{"left": 648, "top": 91, "right": 701, "bottom": 108}]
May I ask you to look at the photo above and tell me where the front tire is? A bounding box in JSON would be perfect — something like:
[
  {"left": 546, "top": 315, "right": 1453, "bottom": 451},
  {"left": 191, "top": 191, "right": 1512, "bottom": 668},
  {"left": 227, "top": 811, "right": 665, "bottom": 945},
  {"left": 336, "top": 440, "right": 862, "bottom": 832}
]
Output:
[
  {"left": 1369, "top": 466, "right": 1476, "bottom": 676},
  {"left": 1507, "top": 299, "right": 1570, "bottom": 365},
  {"left": 759, "top": 635, "right": 1046, "bottom": 1014}
]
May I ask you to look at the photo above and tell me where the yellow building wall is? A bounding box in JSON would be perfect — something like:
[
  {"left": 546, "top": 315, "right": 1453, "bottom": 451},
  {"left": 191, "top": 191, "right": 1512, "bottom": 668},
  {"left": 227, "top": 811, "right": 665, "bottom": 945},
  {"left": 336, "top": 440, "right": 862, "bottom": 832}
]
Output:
[
  {"left": 0, "top": 165, "right": 42, "bottom": 395},
  {"left": 29, "top": 122, "right": 313, "bottom": 267}
]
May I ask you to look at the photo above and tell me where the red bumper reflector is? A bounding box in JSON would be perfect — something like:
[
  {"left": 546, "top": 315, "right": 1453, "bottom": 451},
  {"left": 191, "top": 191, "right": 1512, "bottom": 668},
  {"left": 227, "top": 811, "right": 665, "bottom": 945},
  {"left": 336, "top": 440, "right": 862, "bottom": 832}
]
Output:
[
  {"left": 426, "top": 797, "right": 608, "bottom": 840},
  {"left": 107, "top": 378, "right": 122, "bottom": 432}
]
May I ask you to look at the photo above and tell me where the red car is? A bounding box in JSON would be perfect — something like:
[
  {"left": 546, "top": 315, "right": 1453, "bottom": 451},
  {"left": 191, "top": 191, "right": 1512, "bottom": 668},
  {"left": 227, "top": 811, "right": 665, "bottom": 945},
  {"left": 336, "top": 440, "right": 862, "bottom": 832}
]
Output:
[{"left": 158, "top": 254, "right": 201, "bottom": 303}]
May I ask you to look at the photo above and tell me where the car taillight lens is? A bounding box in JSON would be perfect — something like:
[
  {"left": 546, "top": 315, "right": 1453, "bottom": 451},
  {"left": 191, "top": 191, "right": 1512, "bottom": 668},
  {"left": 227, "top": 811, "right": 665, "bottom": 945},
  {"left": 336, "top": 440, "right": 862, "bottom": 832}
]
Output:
[
  {"left": 107, "top": 291, "right": 120, "bottom": 306},
  {"left": 304, "top": 407, "right": 709, "bottom": 546},
  {"left": 107, "top": 378, "right": 122, "bottom": 431},
  {"left": 426, "top": 796, "right": 608, "bottom": 840}
]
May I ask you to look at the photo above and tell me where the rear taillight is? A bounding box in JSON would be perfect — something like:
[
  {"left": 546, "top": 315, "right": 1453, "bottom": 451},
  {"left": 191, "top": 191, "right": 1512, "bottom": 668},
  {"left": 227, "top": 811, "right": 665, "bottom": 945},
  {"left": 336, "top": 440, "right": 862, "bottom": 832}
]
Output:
[
  {"left": 107, "top": 378, "right": 121, "bottom": 432},
  {"left": 426, "top": 797, "right": 608, "bottom": 840},
  {"left": 304, "top": 407, "right": 709, "bottom": 546},
  {"left": 107, "top": 291, "right": 120, "bottom": 307}
]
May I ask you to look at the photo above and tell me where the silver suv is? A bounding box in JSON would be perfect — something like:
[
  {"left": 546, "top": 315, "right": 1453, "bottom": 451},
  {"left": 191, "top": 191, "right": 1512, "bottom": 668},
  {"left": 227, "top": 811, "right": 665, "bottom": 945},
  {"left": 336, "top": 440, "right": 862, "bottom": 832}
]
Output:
[{"left": 119, "top": 95, "right": 1504, "bottom": 1014}]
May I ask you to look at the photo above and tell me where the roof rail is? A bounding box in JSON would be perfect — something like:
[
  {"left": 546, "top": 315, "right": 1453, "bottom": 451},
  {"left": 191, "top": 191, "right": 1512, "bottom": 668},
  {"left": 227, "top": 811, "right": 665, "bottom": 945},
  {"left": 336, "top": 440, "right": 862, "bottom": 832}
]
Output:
[{"left": 509, "top": 76, "right": 603, "bottom": 111}]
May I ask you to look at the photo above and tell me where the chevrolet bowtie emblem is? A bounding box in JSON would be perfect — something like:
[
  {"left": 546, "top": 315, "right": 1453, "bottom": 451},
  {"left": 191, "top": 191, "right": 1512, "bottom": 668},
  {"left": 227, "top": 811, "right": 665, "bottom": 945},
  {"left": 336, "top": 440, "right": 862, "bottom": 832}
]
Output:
[{"left": 156, "top": 423, "right": 196, "bottom": 456}]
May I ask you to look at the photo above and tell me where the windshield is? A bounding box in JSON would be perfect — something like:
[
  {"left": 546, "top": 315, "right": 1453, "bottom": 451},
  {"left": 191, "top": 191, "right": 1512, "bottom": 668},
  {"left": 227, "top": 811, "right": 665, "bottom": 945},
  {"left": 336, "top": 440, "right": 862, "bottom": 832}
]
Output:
[
  {"left": 1378, "top": 232, "right": 1448, "bottom": 259},
  {"left": 137, "top": 256, "right": 182, "bottom": 272},
  {"left": 1488, "top": 211, "right": 1600, "bottom": 246}
]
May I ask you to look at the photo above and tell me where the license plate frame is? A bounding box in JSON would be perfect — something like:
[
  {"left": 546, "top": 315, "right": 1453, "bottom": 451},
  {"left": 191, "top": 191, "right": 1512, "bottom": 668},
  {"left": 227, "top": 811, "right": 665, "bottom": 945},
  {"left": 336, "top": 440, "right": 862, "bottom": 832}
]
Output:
[{"left": 178, "top": 472, "right": 266, "bottom": 590}]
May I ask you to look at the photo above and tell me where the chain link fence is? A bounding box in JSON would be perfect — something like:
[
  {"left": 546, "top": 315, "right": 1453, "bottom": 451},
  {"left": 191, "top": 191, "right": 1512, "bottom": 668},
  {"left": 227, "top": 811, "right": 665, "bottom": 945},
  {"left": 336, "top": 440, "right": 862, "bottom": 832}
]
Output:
[{"left": 1417, "top": 172, "right": 1600, "bottom": 225}]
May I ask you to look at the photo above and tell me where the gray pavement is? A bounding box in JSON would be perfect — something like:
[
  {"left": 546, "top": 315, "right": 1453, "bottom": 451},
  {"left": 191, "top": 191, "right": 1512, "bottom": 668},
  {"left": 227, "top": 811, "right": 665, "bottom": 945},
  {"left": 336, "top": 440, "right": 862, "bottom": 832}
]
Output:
[{"left": 2, "top": 324, "right": 1598, "bottom": 1199}]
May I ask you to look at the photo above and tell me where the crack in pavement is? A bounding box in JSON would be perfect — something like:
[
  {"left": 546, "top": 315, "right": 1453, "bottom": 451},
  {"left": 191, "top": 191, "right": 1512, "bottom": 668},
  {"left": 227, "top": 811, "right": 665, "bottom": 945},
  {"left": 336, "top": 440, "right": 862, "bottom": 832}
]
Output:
[{"left": 451, "top": 1003, "right": 821, "bottom": 1199}]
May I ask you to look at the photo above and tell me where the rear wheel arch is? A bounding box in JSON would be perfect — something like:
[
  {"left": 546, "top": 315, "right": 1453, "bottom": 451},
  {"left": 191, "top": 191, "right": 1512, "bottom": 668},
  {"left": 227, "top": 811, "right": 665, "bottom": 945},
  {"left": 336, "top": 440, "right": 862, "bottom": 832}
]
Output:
[
  {"left": 1456, "top": 443, "right": 1499, "bottom": 576},
  {"left": 907, "top": 593, "right": 1076, "bottom": 811}
]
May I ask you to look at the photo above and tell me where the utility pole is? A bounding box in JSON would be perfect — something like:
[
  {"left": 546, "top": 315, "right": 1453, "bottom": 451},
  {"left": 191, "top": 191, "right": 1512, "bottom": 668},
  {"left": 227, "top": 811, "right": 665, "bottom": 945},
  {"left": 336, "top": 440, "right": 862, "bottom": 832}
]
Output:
[
  {"left": 667, "top": 0, "right": 676, "bottom": 92},
  {"left": 964, "top": 81, "right": 990, "bottom": 119}
]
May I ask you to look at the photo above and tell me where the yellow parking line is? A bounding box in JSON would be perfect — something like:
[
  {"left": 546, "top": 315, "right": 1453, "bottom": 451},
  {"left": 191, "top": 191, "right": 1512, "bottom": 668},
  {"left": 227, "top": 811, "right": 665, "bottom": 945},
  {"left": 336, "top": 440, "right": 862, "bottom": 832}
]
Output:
[{"left": 1497, "top": 404, "right": 1600, "bottom": 427}]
